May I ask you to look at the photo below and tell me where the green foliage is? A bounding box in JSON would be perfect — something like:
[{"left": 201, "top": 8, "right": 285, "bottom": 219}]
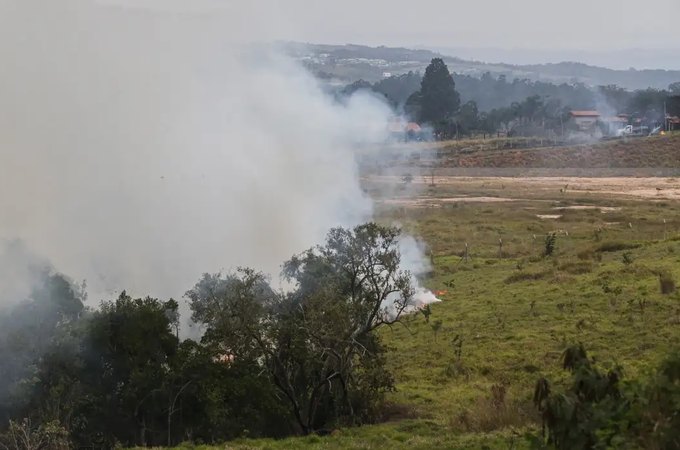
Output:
[
  {"left": 0, "top": 418, "right": 69, "bottom": 450},
  {"left": 6, "top": 189, "right": 680, "bottom": 450},
  {"left": 621, "top": 251, "right": 634, "bottom": 266},
  {"left": 543, "top": 233, "right": 557, "bottom": 257},
  {"left": 415, "top": 58, "right": 460, "bottom": 126},
  {"left": 35, "top": 293, "right": 183, "bottom": 448},
  {"left": 0, "top": 268, "right": 85, "bottom": 427},
  {"left": 187, "top": 223, "right": 415, "bottom": 435},
  {"left": 534, "top": 345, "right": 680, "bottom": 450},
  {"left": 533, "top": 345, "right": 623, "bottom": 449},
  {"left": 658, "top": 270, "right": 676, "bottom": 295},
  {"left": 430, "top": 319, "right": 443, "bottom": 342}
]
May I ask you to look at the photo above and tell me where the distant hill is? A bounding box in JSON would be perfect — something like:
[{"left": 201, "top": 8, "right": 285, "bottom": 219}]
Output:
[
  {"left": 283, "top": 43, "right": 680, "bottom": 90},
  {"left": 510, "top": 62, "right": 680, "bottom": 90}
]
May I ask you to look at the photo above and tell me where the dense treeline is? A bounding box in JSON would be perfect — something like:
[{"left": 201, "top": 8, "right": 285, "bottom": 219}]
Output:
[
  {"left": 341, "top": 60, "right": 680, "bottom": 139},
  {"left": 0, "top": 224, "right": 416, "bottom": 448}
]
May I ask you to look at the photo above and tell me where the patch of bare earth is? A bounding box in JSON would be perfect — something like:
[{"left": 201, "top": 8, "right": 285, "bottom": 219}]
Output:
[
  {"left": 379, "top": 197, "right": 517, "bottom": 208},
  {"left": 368, "top": 176, "right": 680, "bottom": 201}
]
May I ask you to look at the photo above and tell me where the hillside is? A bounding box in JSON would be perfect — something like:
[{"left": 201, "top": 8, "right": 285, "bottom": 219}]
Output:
[
  {"left": 373, "top": 134, "right": 680, "bottom": 171},
  {"left": 285, "top": 43, "right": 680, "bottom": 90},
  {"left": 437, "top": 135, "right": 680, "bottom": 169}
]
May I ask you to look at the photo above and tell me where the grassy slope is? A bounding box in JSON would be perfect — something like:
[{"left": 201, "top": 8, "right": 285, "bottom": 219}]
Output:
[
  {"left": 447, "top": 135, "right": 680, "bottom": 169},
  {"left": 388, "top": 134, "right": 680, "bottom": 169},
  {"left": 155, "top": 186, "right": 680, "bottom": 450}
]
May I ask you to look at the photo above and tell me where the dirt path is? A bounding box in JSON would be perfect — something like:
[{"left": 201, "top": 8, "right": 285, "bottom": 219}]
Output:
[{"left": 367, "top": 176, "right": 680, "bottom": 200}]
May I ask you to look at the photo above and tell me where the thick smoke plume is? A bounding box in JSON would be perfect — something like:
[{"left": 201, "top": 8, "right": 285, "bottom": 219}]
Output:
[{"left": 0, "top": 1, "right": 435, "bottom": 318}]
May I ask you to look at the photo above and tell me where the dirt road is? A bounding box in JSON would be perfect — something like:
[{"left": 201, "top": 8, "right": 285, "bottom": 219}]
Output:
[{"left": 367, "top": 176, "right": 680, "bottom": 201}]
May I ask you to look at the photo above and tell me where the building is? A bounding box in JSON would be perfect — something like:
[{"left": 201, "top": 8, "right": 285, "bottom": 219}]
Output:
[
  {"left": 569, "top": 111, "right": 601, "bottom": 132},
  {"left": 601, "top": 116, "right": 628, "bottom": 136},
  {"left": 667, "top": 116, "right": 680, "bottom": 132}
]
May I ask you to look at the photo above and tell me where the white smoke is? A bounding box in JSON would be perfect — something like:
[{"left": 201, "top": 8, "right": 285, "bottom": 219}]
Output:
[
  {"left": 0, "top": 1, "right": 437, "bottom": 318},
  {"left": 0, "top": 240, "right": 52, "bottom": 308},
  {"left": 398, "top": 235, "right": 441, "bottom": 307}
]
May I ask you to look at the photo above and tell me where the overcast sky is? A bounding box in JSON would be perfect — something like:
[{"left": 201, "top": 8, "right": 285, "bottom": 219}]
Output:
[
  {"left": 112, "top": 0, "right": 678, "bottom": 49},
  {"left": 283, "top": 0, "right": 679, "bottom": 51},
  {"left": 95, "top": 0, "right": 680, "bottom": 68}
]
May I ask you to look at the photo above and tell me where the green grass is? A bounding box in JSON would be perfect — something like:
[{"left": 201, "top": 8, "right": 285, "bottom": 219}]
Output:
[
  {"left": 152, "top": 184, "right": 680, "bottom": 450},
  {"left": 144, "top": 425, "right": 527, "bottom": 450}
]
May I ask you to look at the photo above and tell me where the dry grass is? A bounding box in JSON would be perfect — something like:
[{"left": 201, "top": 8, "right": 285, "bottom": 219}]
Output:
[
  {"left": 375, "top": 135, "right": 680, "bottom": 170},
  {"left": 452, "top": 385, "right": 537, "bottom": 433}
]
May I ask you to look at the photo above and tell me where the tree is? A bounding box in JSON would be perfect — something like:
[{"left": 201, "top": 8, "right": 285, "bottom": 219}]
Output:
[
  {"left": 373, "top": 71, "right": 422, "bottom": 108},
  {"left": 455, "top": 101, "right": 480, "bottom": 135},
  {"left": 187, "top": 223, "right": 416, "bottom": 435},
  {"left": 0, "top": 270, "right": 85, "bottom": 426},
  {"left": 340, "top": 80, "right": 373, "bottom": 98},
  {"left": 73, "top": 293, "right": 180, "bottom": 448},
  {"left": 417, "top": 58, "right": 460, "bottom": 126}
]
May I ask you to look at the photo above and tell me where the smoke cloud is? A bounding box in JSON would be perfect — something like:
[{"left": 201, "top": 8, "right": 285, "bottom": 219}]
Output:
[{"left": 0, "top": 1, "right": 434, "bottom": 316}]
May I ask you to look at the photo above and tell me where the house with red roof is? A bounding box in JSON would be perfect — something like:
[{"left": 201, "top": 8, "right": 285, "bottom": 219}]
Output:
[{"left": 569, "top": 111, "right": 600, "bottom": 131}]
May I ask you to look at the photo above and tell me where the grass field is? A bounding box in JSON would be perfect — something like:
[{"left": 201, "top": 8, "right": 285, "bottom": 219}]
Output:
[
  {"left": 368, "top": 134, "right": 680, "bottom": 171},
  {"left": 143, "top": 171, "right": 680, "bottom": 450}
]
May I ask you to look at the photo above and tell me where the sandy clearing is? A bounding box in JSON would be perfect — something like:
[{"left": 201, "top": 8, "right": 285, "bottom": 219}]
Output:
[
  {"left": 552, "top": 206, "right": 622, "bottom": 212},
  {"left": 379, "top": 197, "right": 518, "bottom": 207},
  {"left": 537, "top": 215, "right": 563, "bottom": 220},
  {"left": 367, "top": 176, "right": 680, "bottom": 200}
]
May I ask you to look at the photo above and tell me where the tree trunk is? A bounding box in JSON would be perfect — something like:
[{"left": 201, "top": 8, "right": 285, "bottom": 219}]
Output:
[{"left": 139, "top": 418, "right": 147, "bottom": 447}]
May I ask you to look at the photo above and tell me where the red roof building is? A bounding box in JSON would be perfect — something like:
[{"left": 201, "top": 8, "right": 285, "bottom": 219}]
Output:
[
  {"left": 570, "top": 111, "right": 601, "bottom": 118},
  {"left": 570, "top": 111, "right": 601, "bottom": 132}
]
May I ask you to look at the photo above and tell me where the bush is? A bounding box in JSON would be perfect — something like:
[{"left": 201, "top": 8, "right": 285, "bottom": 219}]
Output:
[
  {"left": 532, "top": 345, "right": 680, "bottom": 450},
  {"left": 658, "top": 271, "right": 676, "bottom": 295},
  {"left": 0, "top": 419, "right": 70, "bottom": 450},
  {"left": 544, "top": 233, "right": 557, "bottom": 257},
  {"left": 621, "top": 251, "right": 634, "bottom": 265},
  {"left": 453, "top": 385, "right": 535, "bottom": 432}
]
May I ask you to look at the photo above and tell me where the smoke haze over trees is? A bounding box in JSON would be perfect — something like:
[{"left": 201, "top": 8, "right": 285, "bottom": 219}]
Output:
[
  {"left": 0, "top": 2, "right": 439, "bottom": 447},
  {"left": 0, "top": 224, "right": 422, "bottom": 448},
  {"left": 340, "top": 59, "right": 680, "bottom": 137},
  {"left": 294, "top": 43, "right": 680, "bottom": 90}
]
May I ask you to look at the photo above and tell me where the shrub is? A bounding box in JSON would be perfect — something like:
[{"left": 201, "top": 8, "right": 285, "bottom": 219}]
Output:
[
  {"left": 658, "top": 271, "right": 676, "bottom": 295},
  {"left": 0, "top": 419, "right": 70, "bottom": 450},
  {"left": 621, "top": 251, "right": 634, "bottom": 265},
  {"left": 544, "top": 233, "right": 557, "bottom": 257},
  {"left": 453, "top": 385, "right": 535, "bottom": 432},
  {"left": 533, "top": 346, "right": 680, "bottom": 450}
]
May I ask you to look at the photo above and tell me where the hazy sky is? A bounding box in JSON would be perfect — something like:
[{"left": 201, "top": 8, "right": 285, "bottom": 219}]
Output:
[
  {"left": 108, "top": 0, "right": 678, "bottom": 51},
  {"left": 283, "top": 0, "right": 679, "bottom": 51}
]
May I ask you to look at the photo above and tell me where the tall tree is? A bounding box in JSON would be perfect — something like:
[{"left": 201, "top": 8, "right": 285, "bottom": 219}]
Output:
[
  {"left": 417, "top": 58, "right": 460, "bottom": 125},
  {"left": 187, "top": 223, "right": 415, "bottom": 435}
]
